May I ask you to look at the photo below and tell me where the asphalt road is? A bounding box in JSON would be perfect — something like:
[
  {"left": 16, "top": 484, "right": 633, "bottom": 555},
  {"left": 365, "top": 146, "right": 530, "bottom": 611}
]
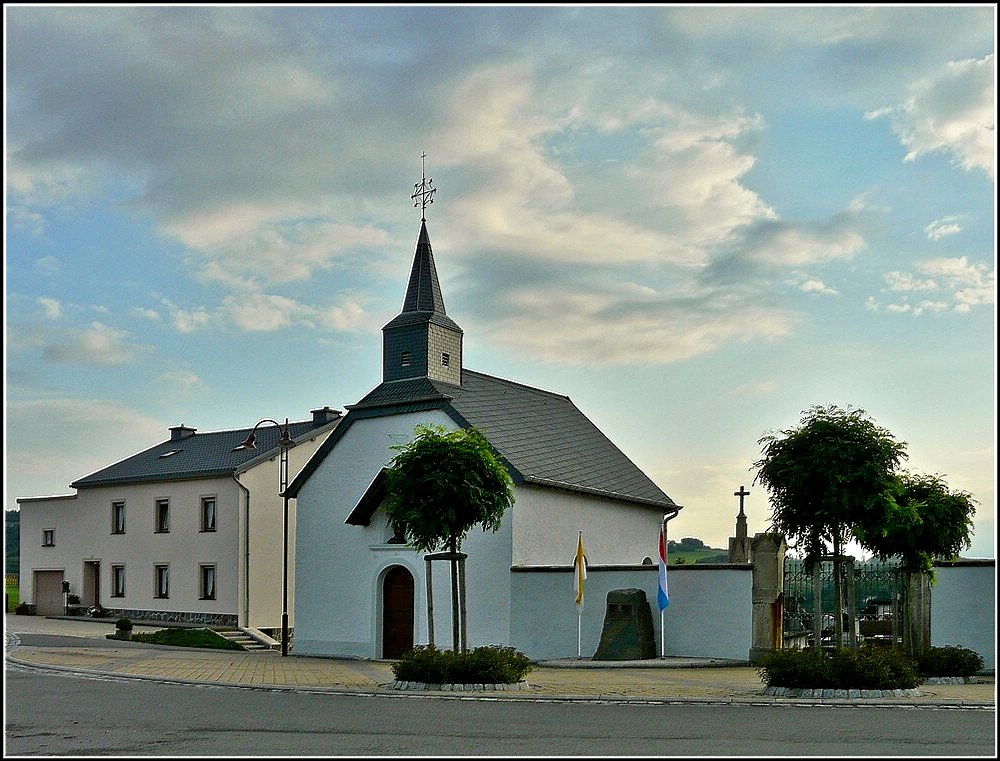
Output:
[{"left": 5, "top": 667, "right": 995, "bottom": 756}]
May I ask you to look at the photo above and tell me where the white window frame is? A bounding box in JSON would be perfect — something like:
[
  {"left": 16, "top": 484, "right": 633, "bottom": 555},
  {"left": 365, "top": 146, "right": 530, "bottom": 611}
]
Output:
[
  {"left": 111, "top": 565, "right": 126, "bottom": 597},
  {"left": 200, "top": 496, "right": 217, "bottom": 532},
  {"left": 154, "top": 499, "right": 170, "bottom": 533},
  {"left": 154, "top": 564, "right": 169, "bottom": 598},
  {"left": 200, "top": 564, "right": 216, "bottom": 600},
  {"left": 112, "top": 501, "right": 126, "bottom": 534}
]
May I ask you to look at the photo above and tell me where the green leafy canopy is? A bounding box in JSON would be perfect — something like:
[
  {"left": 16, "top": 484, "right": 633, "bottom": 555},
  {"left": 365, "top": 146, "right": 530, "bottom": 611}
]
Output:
[
  {"left": 752, "top": 404, "right": 976, "bottom": 574},
  {"left": 752, "top": 404, "right": 909, "bottom": 562},
  {"left": 857, "top": 472, "right": 977, "bottom": 575},
  {"left": 384, "top": 425, "right": 516, "bottom": 553}
]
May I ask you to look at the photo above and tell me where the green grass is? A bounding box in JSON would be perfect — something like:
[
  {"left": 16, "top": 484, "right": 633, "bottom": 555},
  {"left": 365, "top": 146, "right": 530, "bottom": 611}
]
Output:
[
  {"left": 131, "top": 627, "right": 246, "bottom": 651},
  {"left": 6, "top": 585, "right": 18, "bottom": 612},
  {"left": 670, "top": 548, "right": 730, "bottom": 564}
]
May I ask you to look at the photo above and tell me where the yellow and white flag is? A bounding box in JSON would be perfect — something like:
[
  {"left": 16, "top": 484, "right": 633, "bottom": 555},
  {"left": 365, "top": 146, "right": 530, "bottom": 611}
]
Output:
[{"left": 573, "top": 531, "right": 587, "bottom": 614}]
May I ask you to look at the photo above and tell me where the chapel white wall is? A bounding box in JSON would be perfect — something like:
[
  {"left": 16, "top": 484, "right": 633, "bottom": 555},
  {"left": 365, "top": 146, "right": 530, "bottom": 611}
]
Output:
[
  {"left": 510, "top": 486, "right": 667, "bottom": 566},
  {"left": 293, "top": 410, "right": 516, "bottom": 658}
]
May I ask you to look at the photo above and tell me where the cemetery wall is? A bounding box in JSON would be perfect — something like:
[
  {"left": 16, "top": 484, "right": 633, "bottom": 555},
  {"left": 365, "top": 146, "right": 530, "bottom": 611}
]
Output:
[
  {"left": 931, "top": 559, "right": 995, "bottom": 671},
  {"left": 510, "top": 564, "right": 753, "bottom": 661}
]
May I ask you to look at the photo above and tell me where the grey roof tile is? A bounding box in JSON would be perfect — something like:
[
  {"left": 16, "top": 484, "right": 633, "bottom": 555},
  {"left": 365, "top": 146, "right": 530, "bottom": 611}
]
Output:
[
  {"left": 71, "top": 420, "right": 337, "bottom": 488},
  {"left": 298, "top": 369, "right": 677, "bottom": 510}
]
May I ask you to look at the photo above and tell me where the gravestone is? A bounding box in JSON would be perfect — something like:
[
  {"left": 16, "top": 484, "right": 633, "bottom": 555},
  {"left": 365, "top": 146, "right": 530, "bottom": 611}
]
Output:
[{"left": 592, "top": 588, "right": 656, "bottom": 660}]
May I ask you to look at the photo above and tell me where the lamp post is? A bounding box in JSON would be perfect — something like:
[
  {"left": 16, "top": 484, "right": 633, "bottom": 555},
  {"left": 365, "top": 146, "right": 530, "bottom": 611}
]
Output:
[{"left": 234, "top": 418, "right": 296, "bottom": 656}]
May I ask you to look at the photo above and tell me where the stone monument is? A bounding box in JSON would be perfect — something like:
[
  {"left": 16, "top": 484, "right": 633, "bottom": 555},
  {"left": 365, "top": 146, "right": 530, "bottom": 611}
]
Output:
[
  {"left": 592, "top": 588, "right": 657, "bottom": 660},
  {"left": 728, "top": 484, "right": 752, "bottom": 564}
]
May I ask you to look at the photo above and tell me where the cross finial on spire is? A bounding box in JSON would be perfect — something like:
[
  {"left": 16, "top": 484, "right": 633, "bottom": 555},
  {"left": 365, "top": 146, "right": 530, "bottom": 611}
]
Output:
[{"left": 411, "top": 151, "right": 436, "bottom": 221}]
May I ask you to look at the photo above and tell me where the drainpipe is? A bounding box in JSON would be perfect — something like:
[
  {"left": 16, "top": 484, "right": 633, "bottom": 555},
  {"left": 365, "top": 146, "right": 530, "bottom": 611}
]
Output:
[{"left": 233, "top": 475, "right": 251, "bottom": 628}]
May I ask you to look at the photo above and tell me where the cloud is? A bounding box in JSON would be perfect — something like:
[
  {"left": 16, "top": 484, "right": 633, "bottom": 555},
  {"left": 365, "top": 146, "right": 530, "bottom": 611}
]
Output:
[
  {"left": 875, "top": 256, "right": 994, "bottom": 313},
  {"left": 478, "top": 282, "right": 802, "bottom": 365},
  {"left": 924, "top": 216, "right": 964, "bottom": 241},
  {"left": 884, "top": 271, "right": 938, "bottom": 292},
  {"left": 33, "top": 256, "right": 61, "bottom": 277},
  {"left": 41, "top": 322, "right": 151, "bottom": 365},
  {"left": 5, "top": 398, "right": 167, "bottom": 499},
  {"left": 798, "top": 279, "right": 839, "bottom": 296},
  {"left": 868, "top": 54, "right": 995, "bottom": 178},
  {"left": 37, "top": 297, "right": 62, "bottom": 320}
]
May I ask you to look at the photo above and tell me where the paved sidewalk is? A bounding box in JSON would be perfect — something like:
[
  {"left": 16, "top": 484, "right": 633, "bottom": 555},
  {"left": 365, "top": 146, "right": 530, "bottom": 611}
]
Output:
[{"left": 5, "top": 615, "right": 995, "bottom": 706}]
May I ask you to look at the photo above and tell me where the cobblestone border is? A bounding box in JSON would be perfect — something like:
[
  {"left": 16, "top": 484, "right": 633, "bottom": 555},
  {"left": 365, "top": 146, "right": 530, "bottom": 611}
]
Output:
[
  {"left": 391, "top": 680, "right": 531, "bottom": 692},
  {"left": 923, "top": 676, "right": 979, "bottom": 684},
  {"left": 762, "top": 686, "right": 922, "bottom": 699}
]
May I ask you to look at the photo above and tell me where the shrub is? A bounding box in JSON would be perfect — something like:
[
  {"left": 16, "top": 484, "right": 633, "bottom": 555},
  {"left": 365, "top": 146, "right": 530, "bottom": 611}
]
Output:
[
  {"left": 757, "top": 648, "right": 833, "bottom": 689},
  {"left": 15, "top": 602, "right": 32, "bottom": 616},
  {"left": 391, "top": 644, "right": 532, "bottom": 685},
  {"left": 66, "top": 594, "right": 81, "bottom": 605},
  {"left": 115, "top": 617, "right": 133, "bottom": 631},
  {"left": 917, "top": 646, "right": 984, "bottom": 678},
  {"left": 833, "top": 646, "right": 921, "bottom": 690},
  {"left": 757, "top": 646, "right": 921, "bottom": 690}
]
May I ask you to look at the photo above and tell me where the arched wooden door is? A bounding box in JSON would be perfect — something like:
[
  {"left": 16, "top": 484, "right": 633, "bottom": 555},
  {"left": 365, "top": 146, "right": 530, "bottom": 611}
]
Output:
[{"left": 382, "top": 566, "right": 414, "bottom": 659}]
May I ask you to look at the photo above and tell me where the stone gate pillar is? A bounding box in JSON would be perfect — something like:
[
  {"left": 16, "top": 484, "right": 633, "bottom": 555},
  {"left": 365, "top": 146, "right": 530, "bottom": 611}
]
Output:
[{"left": 749, "top": 532, "right": 787, "bottom": 663}]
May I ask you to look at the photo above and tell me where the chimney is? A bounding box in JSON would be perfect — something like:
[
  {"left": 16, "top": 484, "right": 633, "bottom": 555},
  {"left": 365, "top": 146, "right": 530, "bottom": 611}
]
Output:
[
  {"left": 169, "top": 424, "right": 197, "bottom": 441},
  {"left": 311, "top": 406, "right": 343, "bottom": 427}
]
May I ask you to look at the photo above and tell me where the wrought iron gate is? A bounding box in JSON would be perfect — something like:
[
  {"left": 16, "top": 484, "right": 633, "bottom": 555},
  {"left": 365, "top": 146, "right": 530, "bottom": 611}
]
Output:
[{"left": 782, "top": 558, "right": 901, "bottom": 648}]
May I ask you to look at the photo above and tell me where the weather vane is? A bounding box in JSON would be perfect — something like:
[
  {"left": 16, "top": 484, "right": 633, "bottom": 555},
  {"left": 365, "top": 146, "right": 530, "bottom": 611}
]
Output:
[{"left": 411, "top": 151, "right": 436, "bottom": 221}]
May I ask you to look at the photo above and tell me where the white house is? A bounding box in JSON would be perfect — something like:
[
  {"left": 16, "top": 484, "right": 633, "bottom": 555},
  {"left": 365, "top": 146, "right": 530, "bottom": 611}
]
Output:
[
  {"left": 16, "top": 407, "right": 342, "bottom": 634},
  {"left": 286, "top": 216, "right": 682, "bottom": 659}
]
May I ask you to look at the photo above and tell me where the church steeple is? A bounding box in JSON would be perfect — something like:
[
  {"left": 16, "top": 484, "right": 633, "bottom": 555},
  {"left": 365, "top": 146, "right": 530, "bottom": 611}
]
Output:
[{"left": 381, "top": 157, "right": 463, "bottom": 385}]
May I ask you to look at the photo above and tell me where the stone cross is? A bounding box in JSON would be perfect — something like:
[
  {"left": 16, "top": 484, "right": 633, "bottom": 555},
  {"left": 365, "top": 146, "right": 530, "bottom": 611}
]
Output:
[{"left": 734, "top": 485, "right": 750, "bottom": 517}]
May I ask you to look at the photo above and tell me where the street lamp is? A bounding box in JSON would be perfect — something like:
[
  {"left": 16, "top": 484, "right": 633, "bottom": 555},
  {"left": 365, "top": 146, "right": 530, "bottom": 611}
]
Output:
[{"left": 234, "top": 418, "right": 296, "bottom": 656}]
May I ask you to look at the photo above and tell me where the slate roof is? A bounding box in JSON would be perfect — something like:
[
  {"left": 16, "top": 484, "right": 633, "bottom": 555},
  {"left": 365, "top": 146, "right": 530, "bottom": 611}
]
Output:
[
  {"left": 288, "top": 370, "right": 678, "bottom": 510},
  {"left": 71, "top": 419, "right": 339, "bottom": 489},
  {"left": 382, "top": 221, "right": 462, "bottom": 334}
]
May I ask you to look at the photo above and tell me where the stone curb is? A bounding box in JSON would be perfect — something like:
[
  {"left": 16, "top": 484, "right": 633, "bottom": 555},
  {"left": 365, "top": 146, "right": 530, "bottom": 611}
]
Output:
[
  {"left": 391, "top": 680, "right": 531, "bottom": 692},
  {"left": 762, "top": 685, "right": 922, "bottom": 699}
]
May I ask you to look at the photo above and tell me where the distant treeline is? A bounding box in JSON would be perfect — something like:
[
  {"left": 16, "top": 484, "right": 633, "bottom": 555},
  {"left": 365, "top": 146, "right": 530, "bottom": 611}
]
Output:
[{"left": 6, "top": 509, "right": 20, "bottom": 574}]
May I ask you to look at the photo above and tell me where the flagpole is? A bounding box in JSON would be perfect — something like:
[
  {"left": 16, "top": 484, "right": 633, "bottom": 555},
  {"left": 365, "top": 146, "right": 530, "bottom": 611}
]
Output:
[
  {"left": 660, "top": 608, "right": 664, "bottom": 658},
  {"left": 577, "top": 611, "right": 582, "bottom": 659}
]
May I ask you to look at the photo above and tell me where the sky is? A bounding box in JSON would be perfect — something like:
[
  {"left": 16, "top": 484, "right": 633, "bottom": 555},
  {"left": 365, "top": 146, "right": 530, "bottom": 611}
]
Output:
[{"left": 4, "top": 5, "right": 996, "bottom": 560}]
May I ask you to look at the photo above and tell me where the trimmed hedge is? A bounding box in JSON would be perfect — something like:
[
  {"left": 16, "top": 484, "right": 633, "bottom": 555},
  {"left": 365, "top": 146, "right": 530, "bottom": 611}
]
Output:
[
  {"left": 391, "top": 644, "right": 532, "bottom": 685},
  {"left": 917, "top": 646, "right": 984, "bottom": 678},
  {"left": 757, "top": 647, "right": 921, "bottom": 690},
  {"left": 758, "top": 644, "right": 986, "bottom": 690}
]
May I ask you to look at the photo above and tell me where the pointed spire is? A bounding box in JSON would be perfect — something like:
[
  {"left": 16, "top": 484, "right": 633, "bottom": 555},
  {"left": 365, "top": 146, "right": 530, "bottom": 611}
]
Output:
[{"left": 401, "top": 221, "right": 447, "bottom": 314}]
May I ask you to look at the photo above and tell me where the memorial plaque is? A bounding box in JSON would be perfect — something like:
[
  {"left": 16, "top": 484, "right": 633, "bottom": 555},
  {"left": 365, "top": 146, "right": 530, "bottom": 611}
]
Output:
[{"left": 607, "top": 603, "right": 632, "bottom": 620}]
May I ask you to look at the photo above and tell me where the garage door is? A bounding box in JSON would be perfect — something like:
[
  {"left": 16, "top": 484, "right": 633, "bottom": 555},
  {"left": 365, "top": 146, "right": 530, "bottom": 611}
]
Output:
[{"left": 34, "top": 571, "right": 65, "bottom": 616}]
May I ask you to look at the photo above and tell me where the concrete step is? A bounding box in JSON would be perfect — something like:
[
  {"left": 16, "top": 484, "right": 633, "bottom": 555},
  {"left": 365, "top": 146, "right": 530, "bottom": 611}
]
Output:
[{"left": 215, "top": 629, "right": 277, "bottom": 652}]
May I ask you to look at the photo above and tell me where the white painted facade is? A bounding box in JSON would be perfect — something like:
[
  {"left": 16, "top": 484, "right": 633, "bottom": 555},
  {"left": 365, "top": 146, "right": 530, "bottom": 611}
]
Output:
[
  {"left": 17, "top": 423, "right": 335, "bottom": 629},
  {"left": 18, "top": 476, "right": 242, "bottom": 622},
  {"left": 292, "top": 409, "right": 667, "bottom": 659}
]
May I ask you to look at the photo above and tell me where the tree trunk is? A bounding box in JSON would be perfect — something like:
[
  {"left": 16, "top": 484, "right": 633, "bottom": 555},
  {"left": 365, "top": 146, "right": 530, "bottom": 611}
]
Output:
[
  {"left": 450, "top": 535, "right": 460, "bottom": 652},
  {"left": 833, "top": 536, "right": 844, "bottom": 649},
  {"left": 812, "top": 560, "right": 823, "bottom": 649}
]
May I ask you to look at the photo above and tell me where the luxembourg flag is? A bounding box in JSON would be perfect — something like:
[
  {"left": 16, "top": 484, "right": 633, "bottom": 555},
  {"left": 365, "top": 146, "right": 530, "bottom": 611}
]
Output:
[{"left": 657, "top": 522, "right": 670, "bottom": 611}]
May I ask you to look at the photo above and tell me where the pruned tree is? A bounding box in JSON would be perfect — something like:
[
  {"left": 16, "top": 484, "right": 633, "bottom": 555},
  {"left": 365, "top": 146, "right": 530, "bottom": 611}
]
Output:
[
  {"left": 856, "top": 472, "right": 977, "bottom": 653},
  {"left": 752, "top": 404, "right": 909, "bottom": 649},
  {"left": 383, "top": 424, "right": 515, "bottom": 651}
]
